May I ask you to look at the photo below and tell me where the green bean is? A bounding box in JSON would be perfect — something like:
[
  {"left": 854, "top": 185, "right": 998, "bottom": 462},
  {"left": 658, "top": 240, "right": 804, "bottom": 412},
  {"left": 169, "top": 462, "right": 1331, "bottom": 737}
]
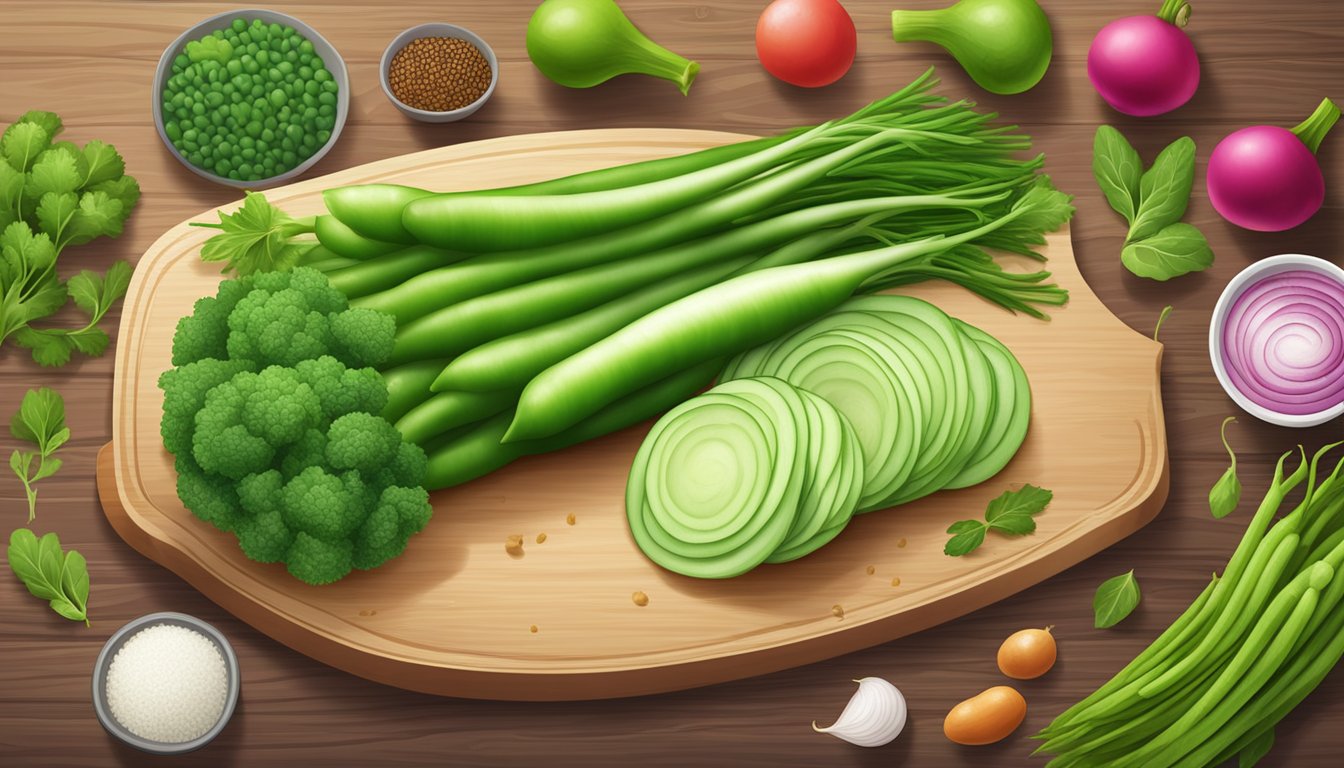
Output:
[
  {"left": 381, "top": 359, "right": 448, "bottom": 424},
  {"left": 395, "top": 390, "right": 516, "bottom": 446},
  {"left": 313, "top": 214, "right": 404, "bottom": 259},
  {"left": 424, "top": 359, "right": 722, "bottom": 490},
  {"left": 323, "top": 184, "right": 434, "bottom": 243},
  {"left": 325, "top": 245, "right": 464, "bottom": 300},
  {"left": 502, "top": 185, "right": 1069, "bottom": 444},
  {"left": 357, "top": 134, "right": 992, "bottom": 326},
  {"left": 390, "top": 192, "right": 1004, "bottom": 366}
]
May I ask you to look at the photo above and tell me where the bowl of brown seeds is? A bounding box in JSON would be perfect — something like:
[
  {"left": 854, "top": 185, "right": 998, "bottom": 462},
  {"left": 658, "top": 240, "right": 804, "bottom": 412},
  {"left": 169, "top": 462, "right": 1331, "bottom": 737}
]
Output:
[{"left": 380, "top": 23, "right": 498, "bottom": 123}]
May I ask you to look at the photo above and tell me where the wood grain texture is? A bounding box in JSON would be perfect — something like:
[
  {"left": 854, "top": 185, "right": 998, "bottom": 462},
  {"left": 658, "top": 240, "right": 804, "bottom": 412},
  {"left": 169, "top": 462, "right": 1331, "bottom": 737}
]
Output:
[
  {"left": 97, "top": 129, "right": 1165, "bottom": 699},
  {"left": 0, "top": 0, "right": 1340, "bottom": 764}
]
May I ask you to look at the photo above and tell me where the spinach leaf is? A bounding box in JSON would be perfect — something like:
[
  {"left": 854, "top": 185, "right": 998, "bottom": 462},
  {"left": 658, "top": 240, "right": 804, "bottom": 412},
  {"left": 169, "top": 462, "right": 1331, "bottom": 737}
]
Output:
[
  {"left": 1121, "top": 222, "right": 1213, "bottom": 280},
  {"left": 944, "top": 484, "right": 1053, "bottom": 556},
  {"left": 1093, "top": 126, "right": 1143, "bottom": 224},
  {"left": 1094, "top": 570, "right": 1141, "bottom": 628},
  {"left": 6, "top": 528, "right": 90, "bottom": 625},
  {"left": 1128, "top": 136, "right": 1196, "bottom": 243}
]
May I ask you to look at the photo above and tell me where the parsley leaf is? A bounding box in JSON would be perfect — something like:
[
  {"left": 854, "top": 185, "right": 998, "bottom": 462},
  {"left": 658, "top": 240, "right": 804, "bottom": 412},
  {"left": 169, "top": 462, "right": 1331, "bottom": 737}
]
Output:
[
  {"left": 195, "top": 191, "right": 316, "bottom": 275},
  {"left": 6, "top": 528, "right": 89, "bottom": 625},
  {"left": 7, "top": 387, "right": 69, "bottom": 522},
  {"left": 944, "top": 484, "right": 1054, "bottom": 556},
  {"left": 0, "top": 111, "right": 138, "bottom": 365}
]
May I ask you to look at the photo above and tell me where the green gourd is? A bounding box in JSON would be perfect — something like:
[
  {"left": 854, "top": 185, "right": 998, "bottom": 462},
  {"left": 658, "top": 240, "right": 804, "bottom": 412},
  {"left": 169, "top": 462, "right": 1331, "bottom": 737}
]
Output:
[
  {"left": 891, "top": 0, "right": 1052, "bottom": 95},
  {"left": 527, "top": 0, "right": 699, "bottom": 95}
]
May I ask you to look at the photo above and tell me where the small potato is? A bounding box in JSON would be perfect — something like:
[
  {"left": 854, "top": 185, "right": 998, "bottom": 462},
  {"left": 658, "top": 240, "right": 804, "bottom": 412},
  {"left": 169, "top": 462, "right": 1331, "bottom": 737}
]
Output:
[
  {"left": 944, "top": 685, "right": 1027, "bottom": 745},
  {"left": 997, "top": 626, "right": 1057, "bottom": 679}
]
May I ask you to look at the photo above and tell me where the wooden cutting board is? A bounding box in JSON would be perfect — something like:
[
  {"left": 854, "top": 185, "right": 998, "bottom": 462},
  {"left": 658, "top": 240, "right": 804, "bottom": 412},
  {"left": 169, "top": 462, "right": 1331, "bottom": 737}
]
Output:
[{"left": 98, "top": 128, "right": 1168, "bottom": 701}]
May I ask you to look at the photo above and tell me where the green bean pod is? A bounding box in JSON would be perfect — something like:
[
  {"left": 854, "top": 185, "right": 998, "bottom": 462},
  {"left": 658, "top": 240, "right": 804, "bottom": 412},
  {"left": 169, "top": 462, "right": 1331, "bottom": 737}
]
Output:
[
  {"left": 313, "top": 214, "right": 404, "bottom": 259},
  {"left": 323, "top": 184, "right": 435, "bottom": 244},
  {"left": 395, "top": 390, "right": 517, "bottom": 446},
  {"left": 381, "top": 359, "right": 449, "bottom": 424},
  {"left": 325, "top": 245, "right": 465, "bottom": 300},
  {"left": 423, "top": 359, "right": 722, "bottom": 490}
]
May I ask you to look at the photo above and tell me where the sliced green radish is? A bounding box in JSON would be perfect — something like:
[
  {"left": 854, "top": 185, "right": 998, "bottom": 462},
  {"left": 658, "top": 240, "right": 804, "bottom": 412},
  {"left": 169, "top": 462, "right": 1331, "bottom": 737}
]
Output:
[{"left": 945, "top": 321, "right": 1030, "bottom": 489}]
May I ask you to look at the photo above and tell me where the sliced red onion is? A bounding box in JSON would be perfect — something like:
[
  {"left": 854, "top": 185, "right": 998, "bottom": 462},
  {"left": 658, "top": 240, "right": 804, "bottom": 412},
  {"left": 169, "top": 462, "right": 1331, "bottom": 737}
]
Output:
[{"left": 1221, "top": 270, "right": 1344, "bottom": 416}]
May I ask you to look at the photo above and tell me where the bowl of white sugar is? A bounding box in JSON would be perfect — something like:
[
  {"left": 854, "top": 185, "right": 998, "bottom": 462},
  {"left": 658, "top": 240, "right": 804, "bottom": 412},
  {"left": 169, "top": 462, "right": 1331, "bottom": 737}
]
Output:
[{"left": 92, "top": 612, "right": 240, "bottom": 755}]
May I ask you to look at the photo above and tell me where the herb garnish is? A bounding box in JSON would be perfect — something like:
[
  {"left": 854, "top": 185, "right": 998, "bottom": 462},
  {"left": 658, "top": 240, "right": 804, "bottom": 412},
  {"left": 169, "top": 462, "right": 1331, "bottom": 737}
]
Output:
[
  {"left": 1093, "top": 570, "right": 1141, "bottom": 628},
  {"left": 8, "top": 387, "right": 68, "bottom": 522},
  {"left": 944, "top": 484, "right": 1054, "bottom": 556}
]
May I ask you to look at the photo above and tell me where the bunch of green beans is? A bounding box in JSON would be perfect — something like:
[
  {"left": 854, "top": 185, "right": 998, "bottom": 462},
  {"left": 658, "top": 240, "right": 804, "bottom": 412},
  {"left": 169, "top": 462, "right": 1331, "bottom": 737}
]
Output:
[
  {"left": 1037, "top": 443, "right": 1344, "bottom": 768},
  {"left": 209, "top": 70, "right": 1074, "bottom": 489}
]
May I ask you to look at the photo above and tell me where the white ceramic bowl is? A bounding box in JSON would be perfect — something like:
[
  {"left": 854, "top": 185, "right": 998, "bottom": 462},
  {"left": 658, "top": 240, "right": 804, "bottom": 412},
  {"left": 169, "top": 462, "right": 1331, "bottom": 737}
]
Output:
[
  {"left": 153, "top": 9, "right": 350, "bottom": 189},
  {"left": 92, "top": 612, "right": 241, "bottom": 755},
  {"left": 380, "top": 23, "right": 499, "bottom": 123},
  {"left": 1209, "top": 253, "right": 1344, "bottom": 428}
]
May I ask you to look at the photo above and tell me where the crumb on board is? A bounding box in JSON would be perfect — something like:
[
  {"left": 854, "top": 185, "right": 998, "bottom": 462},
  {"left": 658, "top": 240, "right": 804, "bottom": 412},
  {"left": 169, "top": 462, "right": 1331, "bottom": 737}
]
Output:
[
  {"left": 865, "top": 565, "right": 876, "bottom": 575},
  {"left": 505, "top": 534, "right": 525, "bottom": 558},
  {"left": 891, "top": 577, "right": 901, "bottom": 588},
  {"left": 536, "top": 532, "right": 547, "bottom": 544},
  {"left": 897, "top": 537, "right": 907, "bottom": 548},
  {"left": 566, "top": 513, "right": 577, "bottom": 526},
  {"left": 632, "top": 591, "right": 649, "bottom": 607},
  {"left": 831, "top": 604, "right": 845, "bottom": 619},
  {"left": 358, "top": 609, "right": 377, "bottom": 617},
  {"left": 530, "top": 625, "right": 538, "bottom": 634}
]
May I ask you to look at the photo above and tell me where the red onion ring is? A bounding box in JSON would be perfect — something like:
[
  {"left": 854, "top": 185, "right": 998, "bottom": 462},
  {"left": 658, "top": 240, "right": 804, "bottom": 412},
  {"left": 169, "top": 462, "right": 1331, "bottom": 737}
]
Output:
[{"left": 1221, "top": 270, "right": 1344, "bottom": 416}]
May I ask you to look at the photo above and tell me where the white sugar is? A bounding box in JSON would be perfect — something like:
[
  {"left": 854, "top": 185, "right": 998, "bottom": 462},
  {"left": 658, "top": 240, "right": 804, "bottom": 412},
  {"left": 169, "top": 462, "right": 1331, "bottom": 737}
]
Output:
[{"left": 105, "top": 623, "right": 228, "bottom": 743}]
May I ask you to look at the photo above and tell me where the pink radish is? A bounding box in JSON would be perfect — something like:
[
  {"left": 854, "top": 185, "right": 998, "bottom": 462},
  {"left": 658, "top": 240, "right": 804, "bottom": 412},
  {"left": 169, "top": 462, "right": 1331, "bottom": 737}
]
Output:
[{"left": 1088, "top": 1, "right": 1199, "bottom": 117}]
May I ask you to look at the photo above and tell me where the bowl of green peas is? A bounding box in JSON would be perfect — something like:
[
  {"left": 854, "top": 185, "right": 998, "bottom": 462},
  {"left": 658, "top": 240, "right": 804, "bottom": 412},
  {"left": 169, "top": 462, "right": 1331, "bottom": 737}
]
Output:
[{"left": 154, "top": 10, "right": 349, "bottom": 188}]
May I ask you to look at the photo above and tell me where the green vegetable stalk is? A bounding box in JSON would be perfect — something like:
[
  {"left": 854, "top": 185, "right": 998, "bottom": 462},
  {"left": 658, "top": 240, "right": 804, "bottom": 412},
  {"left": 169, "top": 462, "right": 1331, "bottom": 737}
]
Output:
[
  {"left": 527, "top": 0, "right": 699, "bottom": 95},
  {"left": 0, "top": 111, "right": 139, "bottom": 365}
]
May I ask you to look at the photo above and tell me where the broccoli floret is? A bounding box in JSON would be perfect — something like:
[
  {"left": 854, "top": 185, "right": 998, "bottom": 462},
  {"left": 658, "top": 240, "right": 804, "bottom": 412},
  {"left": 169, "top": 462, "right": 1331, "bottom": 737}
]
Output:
[
  {"left": 281, "top": 466, "right": 367, "bottom": 542},
  {"left": 285, "top": 532, "right": 353, "bottom": 585},
  {"left": 170, "top": 279, "right": 253, "bottom": 365},
  {"left": 330, "top": 307, "right": 396, "bottom": 368},
  {"left": 175, "top": 454, "right": 245, "bottom": 532},
  {"left": 294, "top": 356, "right": 388, "bottom": 422},
  {"left": 326, "top": 412, "right": 402, "bottom": 474},
  {"left": 159, "top": 358, "right": 254, "bottom": 456},
  {"left": 160, "top": 267, "right": 432, "bottom": 586}
]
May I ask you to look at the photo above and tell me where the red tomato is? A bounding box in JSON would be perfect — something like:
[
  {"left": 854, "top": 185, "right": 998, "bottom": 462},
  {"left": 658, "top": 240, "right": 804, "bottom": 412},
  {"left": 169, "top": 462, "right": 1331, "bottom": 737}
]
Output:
[{"left": 755, "top": 0, "right": 857, "bottom": 88}]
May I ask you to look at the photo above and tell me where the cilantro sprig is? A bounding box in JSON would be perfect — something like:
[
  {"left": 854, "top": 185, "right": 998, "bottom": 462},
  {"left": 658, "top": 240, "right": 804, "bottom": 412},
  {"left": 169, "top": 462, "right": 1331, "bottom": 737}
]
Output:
[
  {"left": 193, "top": 191, "right": 317, "bottom": 276},
  {"left": 944, "top": 484, "right": 1054, "bottom": 556},
  {"left": 0, "top": 110, "right": 139, "bottom": 366},
  {"left": 8, "top": 387, "right": 69, "bottom": 522}
]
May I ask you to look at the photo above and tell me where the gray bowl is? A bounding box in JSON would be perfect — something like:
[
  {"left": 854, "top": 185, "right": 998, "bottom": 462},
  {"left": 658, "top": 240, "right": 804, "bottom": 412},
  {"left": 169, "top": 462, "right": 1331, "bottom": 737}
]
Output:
[
  {"left": 380, "top": 23, "right": 499, "bottom": 123},
  {"left": 92, "top": 612, "right": 241, "bottom": 755},
  {"left": 153, "top": 8, "right": 350, "bottom": 189}
]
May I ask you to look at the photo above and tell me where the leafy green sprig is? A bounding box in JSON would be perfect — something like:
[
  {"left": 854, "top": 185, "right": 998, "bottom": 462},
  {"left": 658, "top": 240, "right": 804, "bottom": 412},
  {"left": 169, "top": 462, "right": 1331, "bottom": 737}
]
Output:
[
  {"left": 0, "top": 110, "right": 139, "bottom": 365},
  {"left": 6, "top": 528, "right": 90, "bottom": 625},
  {"left": 8, "top": 387, "right": 69, "bottom": 522},
  {"left": 944, "top": 484, "right": 1054, "bottom": 556}
]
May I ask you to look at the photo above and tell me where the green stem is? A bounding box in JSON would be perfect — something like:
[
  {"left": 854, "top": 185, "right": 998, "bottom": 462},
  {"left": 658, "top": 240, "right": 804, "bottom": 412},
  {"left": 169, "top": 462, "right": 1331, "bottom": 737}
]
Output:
[
  {"left": 1290, "top": 98, "right": 1341, "bottom": 154},
  {"left": 21, "top": 476, "right": 36, "bottom": 522},
  {"left": 891, "top": 9, "right": 946, "bottom": 44},
  {"left": 628, "top": 35, "right": 698, "bottom": 96},
  {"left": 1157, "top": 0, "right": 1192, "bottom": 27}
]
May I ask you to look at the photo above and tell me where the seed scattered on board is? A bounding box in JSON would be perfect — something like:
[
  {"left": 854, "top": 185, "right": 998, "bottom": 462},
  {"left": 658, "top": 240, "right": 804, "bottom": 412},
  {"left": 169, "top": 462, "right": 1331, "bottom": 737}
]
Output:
[
  {"left": 832, "top": 604, "right": 845, "bottom": 619},
  {"left": 536, "top": 532, "right": 547, "bottom": 544},
  {"left": 505, "top": 534, "right": 525, "bottom": 557},
  {"left": 632, "top": 591, "right": 650, "bottom": 607}
]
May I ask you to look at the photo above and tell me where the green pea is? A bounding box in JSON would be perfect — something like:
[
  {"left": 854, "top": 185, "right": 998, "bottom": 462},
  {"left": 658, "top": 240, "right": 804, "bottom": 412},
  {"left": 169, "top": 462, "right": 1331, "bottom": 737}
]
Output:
[
  {"left": 239, "top": 163, "right": 253, "bottom": 177},
  {"left": 298, "top": 65, "right": 313, "bottom": 79},
  {"left": 182, "top": 139, "right": 198, "bottom": 152},
  {"left": 244, "top": 59, "right": 260, "bottom": 75},
  {"left": 277, "top": 61, "right": 294, "bottom": 76},
  {"left": 193, "top": 115, "right": 210, "bottom": 129},
  {"left": 246, "top": 120, "right": 263, "bottom": 138},
  {"left": 231, "top": 18, "right": 246, "bottom": 32},
  {"left": 209, "top": 82, "right": 223, "bottom": 93},
  {"left": 267, "top": 68, "right": 283, "bottom": 83},
  {"left": 303, "top": 81, "right": 319, "bottom": 98},
  {"left": 302, "top": 105, "right": 318, "bottom": 121},
  {"left": 300, "top": 39, "right": 314, "bottom": 54},
  {"left": 317, "top": 129, "right": 331, "bottom": 144},
  {"left": 204, "top": 91, "right": 223, "bottom": 107},
  {"left": 268, "top": 88, "right": 286, "bottom": 108},
  {"left": 226, "top": 59, "right": 242, "bottom": 77},
  {"left": 262, "top": 157, "right": 277, "bottom": 172},
  {"left": 301, "top": 93, "right": 317, "bottom": 109},
  {"left": 249, "top": 43, "right": 262, "bottom": 57},
  {"left": 165, "top": 122, "right": 182, "bottom": 141},
  {"left": 249, "top": 84, "right": 264, "bottom": 98},
  {"left": 268, "top": 22, "right": 283, "bottom": 38},
  {"left": 187, "top": 151, "right": 203, "bottom": 167},
  {"left": 256, "top": 50, "right": 270, "bottom": 66},
  {"left": 281, "top": 137, "right": 296, "bottom": 152},
  {"left": 320, "top": 79, "right": 337, "bottom": 94},
  {"left": 174, "top": 54, "right": 190, "bottom": 70},
  {"left": 315, "top": 115, "right": 333, "bottom": 131},
  {"left": 251, "top": 19, "right": 264, "bottom": 31},
  {"left": 183, "top": 128, "right": 198, "bottom": 142},
  {"left": 277, "top": 105, "right": 292, "bottom": 121},
  {"left": 211, "top": 29, "right": 225, "bottom": 40},
  {"left": 178, "top": 119, "right": 193, "bottom": 134},
  {"left": 217, "top": 141, "right": 233, "bottom": 156},
  {"left": 318, "top": 104, "right": 334, "bottom": 118},
  {"left": 317, "top": 91, "right": 336, "bottom": 107},
  {"left": 191, "top": 102, "right": 205, "bottom": 116},
  {"left": 314, "top": 68, "right": 331, "bottom": 83},
  {"left": 170, "top": 91, "right": 186, "bottom": 107},
  {"left": 174, "top": 107, "right": 190, "bottom": 121},
  {"left": 283, "top": 123, "right": 302, "bottom": 142},
  {"left": 281, "top": 150, "right": 297, "bottom": 165},
  {"left": 215, "top": 158, "right": 232, "bottom": 175},
  {"left": 300, "top": 133, "right": 316, "bottom": 149},
  {"left": 238, "top": 32, "right": 251, "bottom": 45}
]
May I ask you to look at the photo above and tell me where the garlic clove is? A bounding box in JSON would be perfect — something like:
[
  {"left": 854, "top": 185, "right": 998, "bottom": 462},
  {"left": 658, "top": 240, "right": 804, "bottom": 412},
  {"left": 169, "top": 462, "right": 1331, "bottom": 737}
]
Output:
[{"left": 812, "top": 676, "right": 907, "bottom": 747}]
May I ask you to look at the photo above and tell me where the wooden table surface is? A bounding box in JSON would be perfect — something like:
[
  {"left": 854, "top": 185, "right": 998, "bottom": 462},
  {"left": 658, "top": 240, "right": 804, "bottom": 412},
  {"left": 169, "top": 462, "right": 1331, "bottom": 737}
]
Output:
[{"left": 1, "top": 1, "right": 1341, "bottom": 766}]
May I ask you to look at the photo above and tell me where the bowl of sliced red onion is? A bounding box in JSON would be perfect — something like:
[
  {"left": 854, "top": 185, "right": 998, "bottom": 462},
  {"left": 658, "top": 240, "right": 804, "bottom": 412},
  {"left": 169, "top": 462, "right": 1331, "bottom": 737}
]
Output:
[{"left": 1210, "top": 254, "right": 1344, "bottom": 428}]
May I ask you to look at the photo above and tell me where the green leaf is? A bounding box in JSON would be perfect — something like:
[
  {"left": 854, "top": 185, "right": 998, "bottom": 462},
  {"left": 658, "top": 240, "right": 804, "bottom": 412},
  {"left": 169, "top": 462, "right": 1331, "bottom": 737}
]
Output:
[
  {"left": 17, "top": 111, "right": 63, "bottom": 139},
  {"left": 985, "top": 484, "right": 1054, "bottom": 524},
  {"left": 79, "top": 140, "right": 125, "bottom": 188},
  {"left": 1094, "top": 570, "right": 1141, "bottom": 628},
  {"left": 1153, "top": 305, "right": 1173, "bottom": 342},
  {"left": 1121, "top": 223, "right": 1214, "bottom": 281},
  {"left": 1239, "top": 727, "right": 1274, "bottom": 768},
  {"left": 13, "top": 327, "right": 73, "bottom": 366},
  {"left": 944, "top": 519, "right": 987, "bottom": 557},
  {"left": 10, "top": 386, "right": 67, "bottom": 453},
  {"left": 67, "top": 261, "right": 132, "bottom": 324},
  {"left": 65, "top": 191, "right": 125, "bottom": 245},
  {"left": 32, "top": 455, "right": 63, "bottom": 482},
  {"left": 1210, "top": 416, "right": 1241, "bottom": 519},
  {"left": 35, "top": 191, "right": 79, "bottom": 249},
  {"left": 10, "top": 449, "right": 34, "bottom": 484},
  {"left": 195, "top": 191, "right": 316, "bottom": 275},
  {"left": 27, "top": 147, "right": 82, "bottom": 197},
  {"left": 1093, "top": 125, "right": 1143, "bottom": 224},
  {"left": 2, "top": 121, "right": 50, "bottom": 172},
  {"left": 1128, "top": 137, "right": 1196, "bottom": 243},
  {"left": 5, "top": 528, "right": 89, "bottom": 624},
  {"left": 87, "top": 176, "right": 140, "bottom": 212},
  {"left": 0, "top": 161, "right": 24, "bottom": 218}
]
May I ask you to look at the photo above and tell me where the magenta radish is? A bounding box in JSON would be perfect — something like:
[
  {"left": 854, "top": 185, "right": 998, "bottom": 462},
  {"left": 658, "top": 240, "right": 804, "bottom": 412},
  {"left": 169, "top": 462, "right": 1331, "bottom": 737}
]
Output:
[
  {"left": 1207, "top": 98, "right": 1340, "bottom": 232},
  {"left": 1088, "top": 1, "right": 1199, "bottom": 117}
]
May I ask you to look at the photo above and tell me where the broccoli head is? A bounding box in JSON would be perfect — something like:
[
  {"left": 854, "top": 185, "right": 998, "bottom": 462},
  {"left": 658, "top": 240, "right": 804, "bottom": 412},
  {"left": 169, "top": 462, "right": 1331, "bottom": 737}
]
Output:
[{"left": 159, "top": 267, "right": 433, "bottom": 586}]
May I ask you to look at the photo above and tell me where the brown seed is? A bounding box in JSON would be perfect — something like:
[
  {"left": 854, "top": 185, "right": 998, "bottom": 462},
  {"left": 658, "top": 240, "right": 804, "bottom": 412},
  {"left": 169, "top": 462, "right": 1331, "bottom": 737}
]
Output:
[
  {"left": 529, "top": 624, "right": 538, "bottom": 634},
  {"left": 536, "top": 532, "right": 547, "bottom": 544},
  {"left": 566, "top": 513, "right": 577, "bottom": 526},
  {"left": 387, "top": 36, "right": 492, "bottom": 112},
  {"left": 897, "top": 537, "right": 908, "bottom": 548},
  {"left": 832, "top": 604, "right": 845, "bottom": 619},
  {"left": 632, "top": 591, "right": 649, "bottom": 607},
  {"left": 865, "top": 565, "right": 876, "bottom": 575},
  {"left": 891, "top": 577, "right": 902, "bottom": 587},
  {"left": 505, "top": 534, "right": 524, "bottom": 557}
]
